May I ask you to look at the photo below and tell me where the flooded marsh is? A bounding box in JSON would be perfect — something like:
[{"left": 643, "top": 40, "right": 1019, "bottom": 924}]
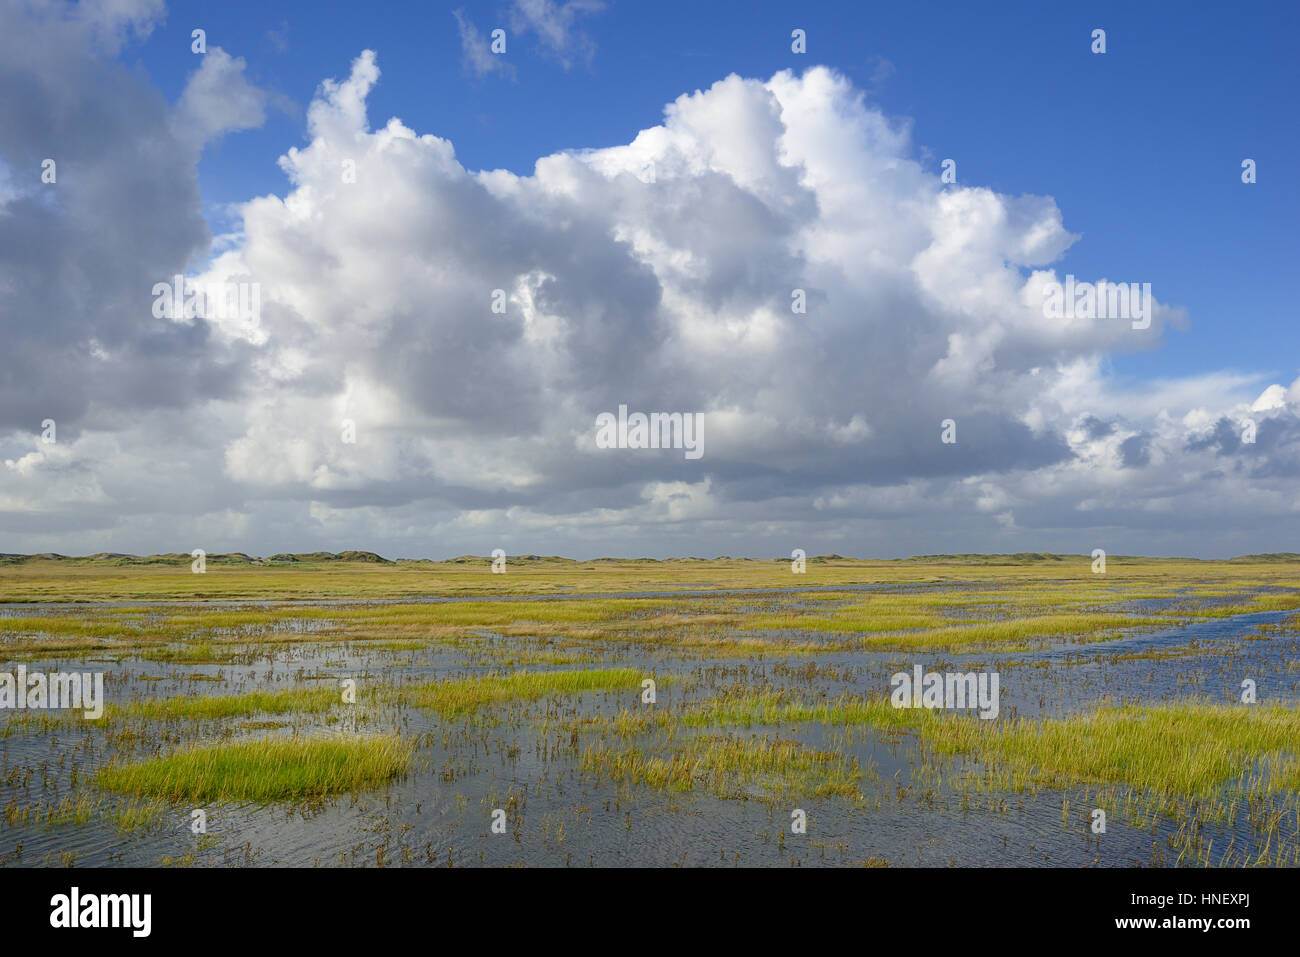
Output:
[{"left": 2, "top": 554, "right": 1298, "bottom": 867}]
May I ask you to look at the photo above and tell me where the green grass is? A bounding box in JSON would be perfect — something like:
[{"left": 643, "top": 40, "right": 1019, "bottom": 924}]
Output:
[
  {"left": 580, "top": 733, "right": 866, "bottom": 801},
  {"left": 3, "top": 559, "right": 1297, "bottom": 658},
  {"left": 927, "top": 701, "right": 1300, "bottom": 798},
  {"left": 1166, "top": 592, "right": 1300, "bottom": 619},
  {"left": 138, "top": 642, "right": 224, "bottom": 663},
  {"left": 6, "top": 554, "right": 1297, "bottom": 605},
  {"left": 95, "top": 736, "right": 411, "bottom": 802},
  {"left": 107, "top": 687, "right": 342, "bottom": 722},
  {"left": 685, "top": 691, "right": 910, "bottom": 729},
  {"left": 748, "top": 609, "right": 947, "bottom": 633},
  {"left": 407, "top": 668, "right": 644, "bottom": 717},
  {"left": 869, "top": 613, "right": 1158, "bottom": 651},
  {"left": 687, "top": 692, "right": 1300, "bottom": 800}
]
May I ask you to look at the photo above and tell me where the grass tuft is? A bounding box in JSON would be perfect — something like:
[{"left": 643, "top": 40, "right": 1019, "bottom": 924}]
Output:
[
  {"left": 407, "top": 668, "right": 643, "bottom": 717},
  {"left": 95, "top": 736, "right": 411, "bottom": 802}
]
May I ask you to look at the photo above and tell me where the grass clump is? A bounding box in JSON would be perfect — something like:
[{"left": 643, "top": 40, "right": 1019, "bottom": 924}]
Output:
[
  {"left": 870, "top": 613, "right": 1156, "bottom": 651},
  {"left": 690, "top": 693, "right": 1300, "bottom": 801},
  {"left": 407, "top": 668, "right": 643, "bottom": 717},
  {"left": 95, "top": 735, "right": 411, "bottom": 802},
  {"left": 927, "top": 701, "right": 1300, "bottom": 799},
  {"left": 108, "top": 687, "right": 342, "bottom": 722},
  {"left": 684, "top": 690, "right": 1300, "bottom": 802},
  {"left": 685, "top": 691, "right": 908, "bottom": 729},
  {"left": 581, "top": 734, "right": 865, "bottom": 801}
]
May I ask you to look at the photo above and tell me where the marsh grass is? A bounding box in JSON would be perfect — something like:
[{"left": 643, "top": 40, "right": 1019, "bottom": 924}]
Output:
[
  {"left": 406, "top": 668, "right": 643, "bottom": 717},
  {"left": 929, "top": 701, "right": 1300, "bottom": 799},
  {"left": 138, "top": 642, "right": 229, "bottom": 663},
  {"left": 735, "top": 597, "right": 1195, "bottom": 651},
  {"left": 4, "top": 559, "right": 1297, "bottom": 660},
  {"left": 1165, "top": 592, "right": 1300, "bottom": 619},
  {"left": 95, "top": 735, "right": 411, "bottom": 802},
  {"left": 6, "top": 555, "right": 1300, "bottom": 864},
  {"left": 580, "top": 733, "right": 866, "bottom": 802},
  {"left": 749, "top": 610, "right": 947, "bottom": 633},
  {"left": 687, "top": 691, "right": 1300, "bottom": 803},
  {"left": 684, "top": 690, "right": 909, "bottom": 729},
  {"left": 107, "top": 687, "right": 343, "bottom": 722},
  {"left": 864, "top": 613, "right": 1159, "bottom": 651},
  {"left": 8, "top": 555, "right": 1297, "bottom": 605}
]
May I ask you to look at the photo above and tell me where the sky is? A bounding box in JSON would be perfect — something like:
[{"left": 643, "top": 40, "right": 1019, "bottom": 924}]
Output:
[{"left": 0, "top": 0, "right": 1297, "bottom": 559}]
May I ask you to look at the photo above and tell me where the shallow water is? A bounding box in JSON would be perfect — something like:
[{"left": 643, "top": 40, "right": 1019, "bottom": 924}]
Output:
[{"left": 1, "top": 589, "right": 1297, "bottom": 868}]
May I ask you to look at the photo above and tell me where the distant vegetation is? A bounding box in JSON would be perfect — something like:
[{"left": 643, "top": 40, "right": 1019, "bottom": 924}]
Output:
[
  {"left": 2, "top": 553, "right": 1297, "bottom": 867},
  {"left": 4, "top": 550, "right": 1298, "bottom": 566},
  {"left": 0, "top": 550, "right": 393, "bottom": 566}
]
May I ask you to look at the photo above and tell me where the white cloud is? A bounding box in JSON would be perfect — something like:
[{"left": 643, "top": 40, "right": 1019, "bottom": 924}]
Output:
[
  {"left": 509, "top": 0, "right": 604, "bottom": 68},
  {"left": 174, "top": 48, "right": 271, "bottom": 148},
  {"left": 453, "top": 9, "right": 516, "bottom": 79},
  {"left": 75, "top": 0, "right": 165, "bottom": 54},
  {"left": 3, "top": 34, "right": 1298, "bottom": 558}
]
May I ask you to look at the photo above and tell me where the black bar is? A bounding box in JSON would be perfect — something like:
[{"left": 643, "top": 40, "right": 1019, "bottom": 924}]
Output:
[{"left": 3, "top": 866, "right": 1275, "bottom": 942}]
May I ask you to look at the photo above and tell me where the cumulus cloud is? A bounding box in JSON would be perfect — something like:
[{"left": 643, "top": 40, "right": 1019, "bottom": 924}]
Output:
[
  {"left": 2, "top": 31, "right": 1298, "bottom": 558},
  {"left": 174, "top": 47, "right": 271, "bottom": 148},
  {"left": 74, "top": 0, "right": 165, "bottom": 54},
  {"left": 0, "top": 1, "right": 259, "bottom": 440}
]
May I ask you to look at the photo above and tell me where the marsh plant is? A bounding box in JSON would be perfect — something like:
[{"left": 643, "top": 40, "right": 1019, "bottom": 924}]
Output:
[{"left": 1, "top": 554, "right": 1297, "bottom": 867}]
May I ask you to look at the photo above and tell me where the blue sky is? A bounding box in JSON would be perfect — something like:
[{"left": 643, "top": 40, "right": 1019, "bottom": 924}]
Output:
[
  {"left": 3, "top": 0, "right": 1299, "bottom": 558},
  {"left": 141, "top": 0, "right": 1300, "bottom": 383}
]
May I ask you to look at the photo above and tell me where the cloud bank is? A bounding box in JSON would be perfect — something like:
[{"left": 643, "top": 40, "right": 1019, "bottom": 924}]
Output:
[{"left": 2, "top": 14, "right": 1297, "bottom": 558}]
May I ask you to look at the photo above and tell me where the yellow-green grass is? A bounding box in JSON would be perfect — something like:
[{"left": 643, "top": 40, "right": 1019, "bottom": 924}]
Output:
[
  {"left": 580, "top": 734, "right": 865, "bottom": 801},
  {"left": 685, "top": 691, "right": 909, "bottom": 729},
  {"left": 7, "top": 555, "right": 1297, "bottom": 605},
  {"left": 3, "top": 560, "right": 1296, "bottom": 662},
  {"left": 746, "top": 607, "right": 949, "bottom": 633},
  {"left": 139, "top": 641, "right": 232, "bottom": 663},
  {"left": 107, "top": 687, "right": 343, "bottom": 722},
  {"left": 688, "top": 692, "right": 1300, "bottom": 800},
  {"left": 924, "top": 701, "right": 1300, "bottom": 799},
  {"left": 1164, "top": 592, "right": 1300, "bottom": 619},
  {"left": 406, "top": 668, "right": 644, "bottom": 717},
  {"left": 0, "top": 616, "right": 148, "bottom": 637},
  {"left": 95, "top": 735, "right": 411, "bottom": 802},
  {"left": 461, "top": 648, "right": 601, "bottom": 667},
  {"left": 857, "top": 613, "right": 1159, "bottom": 651},
  {"left": 366, "top": 639, "right": 430, "bottom": 651},
  {"left": 0, "top": 710, "right": 81, "bottom": 735},
  {"left": 0, "top": 598, "right": 673, "bottom": 653},
  {"left": 4, "top": 793, "right": 167, "bottom": 833},
  {"left": 737, "top": 590, "right": 1250, "bottom": 649}
]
